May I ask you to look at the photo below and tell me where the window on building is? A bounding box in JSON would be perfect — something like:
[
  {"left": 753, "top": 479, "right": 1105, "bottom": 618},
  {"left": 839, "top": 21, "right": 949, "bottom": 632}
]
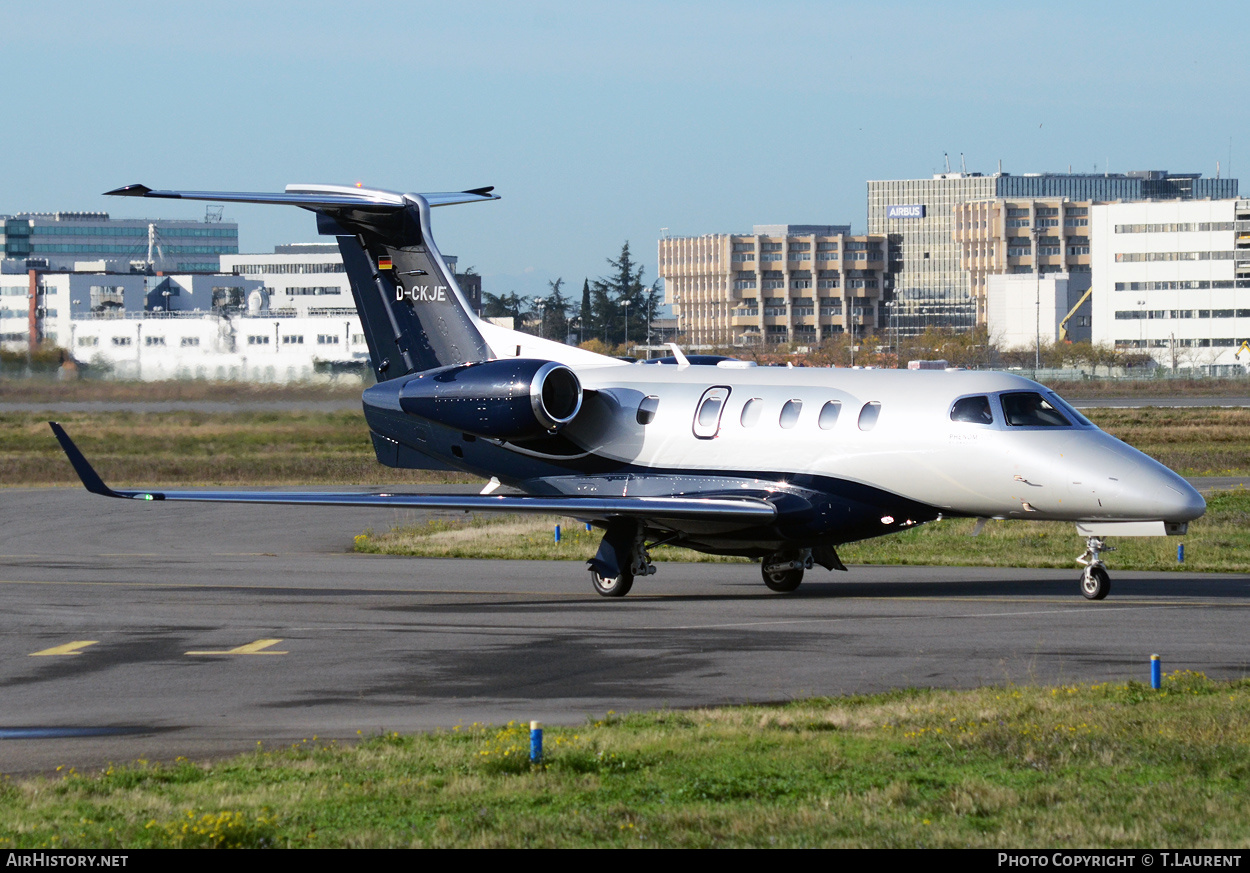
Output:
[{"left": 181, "top": 337, "right": 200, "bottom": 347}]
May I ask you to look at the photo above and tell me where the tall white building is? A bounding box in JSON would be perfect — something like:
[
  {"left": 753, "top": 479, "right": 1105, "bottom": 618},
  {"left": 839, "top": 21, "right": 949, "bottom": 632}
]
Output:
[{"left": 1090, "top": 199, "right": 1250, "bottom": 368}]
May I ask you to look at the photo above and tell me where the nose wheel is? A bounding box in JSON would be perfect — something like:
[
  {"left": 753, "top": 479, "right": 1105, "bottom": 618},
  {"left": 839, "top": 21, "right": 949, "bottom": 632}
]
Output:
[
  {"left": 1080, "top": 565, "right": 1110, "bottom": 600},
  {"left": 762, "top": 549, "right": 812, "bottom": 593},
  {"left": 1076, "top": 535, "right": 1113, "bottom": 601}
]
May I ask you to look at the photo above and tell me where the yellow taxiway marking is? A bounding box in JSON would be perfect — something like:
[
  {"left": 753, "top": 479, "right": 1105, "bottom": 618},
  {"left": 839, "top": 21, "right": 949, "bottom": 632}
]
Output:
[
  {"left": 185, "top": 638, "right": 287, "bottom": 656},
  {"left": 30, "top": 641, "right": 98, "bottom": 657}
]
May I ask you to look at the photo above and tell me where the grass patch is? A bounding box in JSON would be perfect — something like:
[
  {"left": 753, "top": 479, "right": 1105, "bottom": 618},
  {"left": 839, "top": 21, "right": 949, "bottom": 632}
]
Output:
[
  {"left": 1084, "top": 407, "right": 1250, "bottom": 477},
  {"left": 355, "top": 488, "right": 1250, "bottom": 573},
  {"left": 0, "top": 378, "right": 364, "bottom": 404},
  {"left": 4, "top": 675, "right": 1250, "bottom": 847},
  {"left": 1058, "top": 377, "right": 1250, "bottom": 399},
  {"left": 0, "top": 410, "right": 471, "bottom": 487}
]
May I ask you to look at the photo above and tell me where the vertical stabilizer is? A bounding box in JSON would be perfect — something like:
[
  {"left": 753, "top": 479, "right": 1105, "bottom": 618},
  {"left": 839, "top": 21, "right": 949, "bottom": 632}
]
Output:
[{"left": 313, "top": 192, "right": 492, "bottom": 380}]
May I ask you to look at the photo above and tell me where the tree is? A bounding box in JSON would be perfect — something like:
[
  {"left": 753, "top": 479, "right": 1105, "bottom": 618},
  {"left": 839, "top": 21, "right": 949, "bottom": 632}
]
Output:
[
  {"left": 482, "top": 291, "right": 524, "bottom": 323},
  {"left": 591, "top": 242, "right": 649, "bottom": 348},
  {"left": 579, "top": 279, "right": 591, "bottom": 345},
  {"left": 527, "top": 278, "right": 572, "bottom": 341}
]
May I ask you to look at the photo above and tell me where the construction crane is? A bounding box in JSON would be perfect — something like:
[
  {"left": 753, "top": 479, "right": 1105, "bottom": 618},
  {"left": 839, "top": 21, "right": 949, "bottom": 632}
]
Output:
[{"left": 1058, "top": 287, "right": 1094, "bottom": 343}]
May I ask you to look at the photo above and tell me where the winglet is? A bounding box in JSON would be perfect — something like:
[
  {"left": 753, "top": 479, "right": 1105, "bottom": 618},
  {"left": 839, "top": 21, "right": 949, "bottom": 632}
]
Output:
[
  {"left": 102, "top": 184, "right": 153, "bottom": 197},
  {"left": 48, "top": 422, "right": 127, "bottom": 498},
  {"left": 667, "top": 342, "right": 691, "bottom": 370}
]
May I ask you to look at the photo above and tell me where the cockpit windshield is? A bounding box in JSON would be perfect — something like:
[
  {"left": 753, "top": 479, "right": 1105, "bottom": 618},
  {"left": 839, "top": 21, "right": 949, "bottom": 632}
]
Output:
[
  {"left": 1045, "top": 392, "right": 1094, "bottom": 427},
  {"left": 1000, "top": 392, "right": 1072, "bottom": 427}
]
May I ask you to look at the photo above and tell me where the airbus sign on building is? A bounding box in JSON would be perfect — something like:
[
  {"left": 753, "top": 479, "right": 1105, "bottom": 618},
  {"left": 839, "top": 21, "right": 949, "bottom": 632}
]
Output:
[{"left": 886, "top": 204, "right": 926, "bottom": 219}]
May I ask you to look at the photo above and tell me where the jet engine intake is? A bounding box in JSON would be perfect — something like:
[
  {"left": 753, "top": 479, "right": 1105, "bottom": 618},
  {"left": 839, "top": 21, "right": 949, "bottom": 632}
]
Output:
[{"left": 397, "top": 358, "right": 583, "bottom": 440}]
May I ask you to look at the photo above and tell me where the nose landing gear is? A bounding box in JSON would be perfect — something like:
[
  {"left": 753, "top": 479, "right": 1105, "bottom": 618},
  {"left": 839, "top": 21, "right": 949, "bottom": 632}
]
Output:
[
  {"left": 762, "top": 548, "right": 813, "bottom": 593},
  {"left": 1076, "top": 535, "right": 1114, "bottom": 600}
]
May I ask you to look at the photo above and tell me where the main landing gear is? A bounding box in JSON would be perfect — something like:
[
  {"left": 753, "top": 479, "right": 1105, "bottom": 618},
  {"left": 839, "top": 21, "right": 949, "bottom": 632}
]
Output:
[
  {"left": 761, "top": 549, "right": 813, "bottom": 593},
  {"left": 588, "top": 522, "right": 656, "bottom": 598},
  {"left": 1076, "top": 535, "right": 1114, "bottom": 600}
]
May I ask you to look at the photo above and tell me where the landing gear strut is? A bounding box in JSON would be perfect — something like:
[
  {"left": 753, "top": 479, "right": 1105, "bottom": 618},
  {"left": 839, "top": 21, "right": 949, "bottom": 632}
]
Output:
[
  {"left": 1076, "top": 535, "right": 1113, "bottom": 600},
  {"left": 762, "top": 549, "right": 812, "bottom": 593},
  {"left": 588, "top": 521, "right": 656, "bottom": 598}
]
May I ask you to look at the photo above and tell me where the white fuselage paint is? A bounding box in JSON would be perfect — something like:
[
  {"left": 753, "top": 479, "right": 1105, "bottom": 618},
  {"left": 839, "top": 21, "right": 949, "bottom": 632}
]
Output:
[{"left": 477, "top": 321, "right": 1204, "bottom": 527}]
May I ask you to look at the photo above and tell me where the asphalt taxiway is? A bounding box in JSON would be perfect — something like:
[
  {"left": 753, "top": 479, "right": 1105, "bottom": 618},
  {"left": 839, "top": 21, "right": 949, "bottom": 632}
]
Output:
[{"left": 2, "top": 486, "right": 1248, "bottom": 775}]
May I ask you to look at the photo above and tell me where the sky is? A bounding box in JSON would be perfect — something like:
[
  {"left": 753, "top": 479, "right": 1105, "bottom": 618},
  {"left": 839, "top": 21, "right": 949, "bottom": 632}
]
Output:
[{"left": 3, "top": 1, "right": 1246, "bottom": 302}]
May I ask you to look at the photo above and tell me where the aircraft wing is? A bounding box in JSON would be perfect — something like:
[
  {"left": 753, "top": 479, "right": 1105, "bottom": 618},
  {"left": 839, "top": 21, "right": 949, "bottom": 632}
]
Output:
[{"left": 49, "top": 423, "right": 776, "bottom": 524}]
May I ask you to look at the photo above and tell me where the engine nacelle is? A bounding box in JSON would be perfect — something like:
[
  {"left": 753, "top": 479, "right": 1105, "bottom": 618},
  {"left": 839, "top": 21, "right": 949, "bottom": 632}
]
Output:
[{"left": 397, "top": 358, "right": 583, "bottom": 440}]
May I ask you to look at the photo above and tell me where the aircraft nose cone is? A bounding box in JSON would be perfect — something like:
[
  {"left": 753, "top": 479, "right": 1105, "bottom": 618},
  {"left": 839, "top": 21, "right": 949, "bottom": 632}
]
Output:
[
  {"left": 1118, "top": 466, "right": 1206, "bottom": 522},
  {"left": 1153, "top": 480, "right": 1206, "bottom": 523}
]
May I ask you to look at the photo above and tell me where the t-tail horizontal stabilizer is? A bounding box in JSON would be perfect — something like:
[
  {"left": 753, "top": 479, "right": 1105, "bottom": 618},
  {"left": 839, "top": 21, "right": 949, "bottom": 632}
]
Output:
[
  {"left": 48, "top": 423, "right": 777, "bottom": 524},
  {"left": 104, "top": 182, "right": 500, "bottom": 381}
]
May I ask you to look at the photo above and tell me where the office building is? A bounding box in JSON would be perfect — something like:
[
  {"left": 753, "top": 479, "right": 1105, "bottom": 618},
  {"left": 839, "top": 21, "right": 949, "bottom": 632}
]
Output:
[
  {"left": 868, "top": 168, "right": 1237, "bottom": 334},
  {"left": 1090, "top": 199, "right": 1250, "bottom": 368},
  {"left": 955, "top": 197, "right": 1095, "bottom": 333},
  {"left": 658, "top": 224, "right": 888, "bottom": 348},
  {"left": 1, "top": 211, "right": 238, "bottom": 273},
  {"left": 1, "top": 242, "right": 482, "bottom": 381}
]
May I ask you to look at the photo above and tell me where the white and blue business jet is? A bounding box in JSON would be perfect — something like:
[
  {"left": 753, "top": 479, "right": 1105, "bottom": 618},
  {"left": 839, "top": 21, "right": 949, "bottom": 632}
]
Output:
[{"left": 50, "top": 182, "right": 1205, "bottom": 600}]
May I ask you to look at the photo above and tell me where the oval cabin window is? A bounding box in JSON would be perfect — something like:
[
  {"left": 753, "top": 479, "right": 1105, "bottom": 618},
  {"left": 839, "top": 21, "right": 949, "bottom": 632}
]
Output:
[
  {"left": 818, "top": 400, "right": 842, "bottom": 430},
  {"left": 740, "top": 397, "right": 763, "bottom": 427},
  {"left": 858, "top": 401, "right": 882, "bottom": 431},
  {"left": 779, "top": 399, "right": 802, "bottom": 429}
]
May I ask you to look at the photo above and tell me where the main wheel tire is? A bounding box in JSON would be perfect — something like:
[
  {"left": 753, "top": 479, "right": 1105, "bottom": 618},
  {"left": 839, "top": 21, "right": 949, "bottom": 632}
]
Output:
[
  {"left": 762, "top": 564, "right": 804, "bottom": 593},
  {"left": 591, "top": 568, "right": 634, "bottom": 597},
  {"left": 1080, "top": 565, "right": 1110, "bottom": 600}
]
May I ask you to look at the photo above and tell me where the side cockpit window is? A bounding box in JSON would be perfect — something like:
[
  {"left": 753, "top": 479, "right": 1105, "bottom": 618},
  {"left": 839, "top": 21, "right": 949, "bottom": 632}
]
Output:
[
  {"left": 1001, "top": 391, "right": 1071, "bottom": 427},
  {"left": 950, "top": 395, "right": 994, "bottom": 425}
]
